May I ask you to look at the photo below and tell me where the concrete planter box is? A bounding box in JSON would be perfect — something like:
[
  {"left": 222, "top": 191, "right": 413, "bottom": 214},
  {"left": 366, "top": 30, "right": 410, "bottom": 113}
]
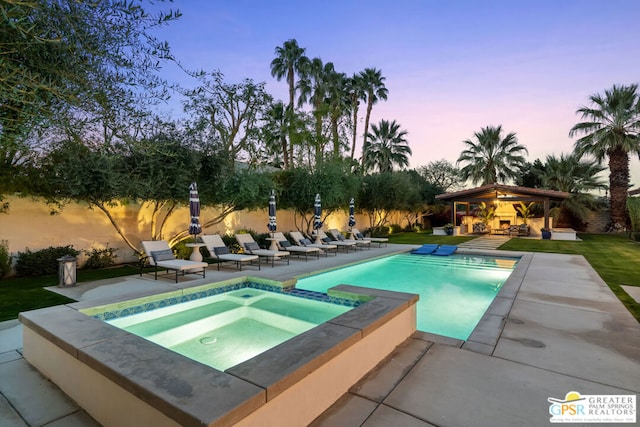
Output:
[
  {"left": 551, "top": 228, "right": 577, "bottom": 240},
  {"left": 433, "top": 227, "right": 447, "bottom": 236}
]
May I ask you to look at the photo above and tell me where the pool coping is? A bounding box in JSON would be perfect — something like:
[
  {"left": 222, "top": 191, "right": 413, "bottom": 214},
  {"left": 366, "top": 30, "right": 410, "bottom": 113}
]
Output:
[
  {"left": 458, "top": 248, "right": 533, "bottom": 354},
  {"left": 20, "top": 279, "right": 418, "bottom": 426}
]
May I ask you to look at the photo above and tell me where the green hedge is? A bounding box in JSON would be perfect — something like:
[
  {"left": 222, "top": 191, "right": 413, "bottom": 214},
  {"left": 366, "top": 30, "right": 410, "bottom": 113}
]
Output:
[{"left": 15, "top": 246, "right": 80, "bottom": 277}]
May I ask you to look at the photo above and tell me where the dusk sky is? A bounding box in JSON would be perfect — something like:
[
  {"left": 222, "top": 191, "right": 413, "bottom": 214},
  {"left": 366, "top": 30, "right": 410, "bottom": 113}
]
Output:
[{"left": 154, "top": 0, "right": 640, "bottom": 189}]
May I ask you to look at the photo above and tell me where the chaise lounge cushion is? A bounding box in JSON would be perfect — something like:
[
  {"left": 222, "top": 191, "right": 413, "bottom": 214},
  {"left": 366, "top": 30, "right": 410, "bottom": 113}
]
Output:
[
  {"left": 213, "top": 246, "right": 230, "bottom": 256},
  {"left": 244, "top": 242, "right": 261, "bottom": 252},
  {"left": 151, "top": 249, "right": 175, "bottom": 262}
]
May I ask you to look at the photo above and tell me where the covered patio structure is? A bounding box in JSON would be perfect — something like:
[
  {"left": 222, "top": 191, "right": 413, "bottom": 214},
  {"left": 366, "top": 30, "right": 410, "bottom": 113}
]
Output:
[{"left": 435, "top": 183, "right": 570, "bottom": 235}]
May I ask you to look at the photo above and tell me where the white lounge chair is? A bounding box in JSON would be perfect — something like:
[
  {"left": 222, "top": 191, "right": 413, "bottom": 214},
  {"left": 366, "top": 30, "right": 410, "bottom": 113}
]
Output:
[
  {"left": 313, "top": 229, "right": 357, "bottom": 252},
  {"left": 328, "top": 229, "right": 371, "bottom": 250},
  {"left": 271, "top": 232, "right": 320, "bottom": 261},
  {"left": 351, "top": 227, "right": 388, "bottom": 247},
  {"left": 289, "top": 231, "right": 337, "bottom": 256},
  {"left": 200, "top": 234, "right": 260, "bottom": 270},
  {"left": 235, "top": 233, "right": 290, "bottom": 267},
  {"left": 140, "top": 240, "right": 208, "bottom": 283}
]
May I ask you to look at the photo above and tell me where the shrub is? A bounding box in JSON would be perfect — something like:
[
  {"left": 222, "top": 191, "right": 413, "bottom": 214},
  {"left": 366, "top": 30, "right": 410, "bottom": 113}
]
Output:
[
  {"left": 0, "top": 240, "right": 11, "bottom": 279},
  {"left": 15, "top": 245, "right": 80, "bottom": 277},
  {"left": 173, "top": 239, "right": 196, "bottom": 260},
  {"left": 82, "top": 246, "right": 118, "bottom": 269},
  {"left": 628, "top": 197, "right": 640, "bottom": 232},
  {"left": 389, "top": 224, "right": 403, "bottom": 234}
]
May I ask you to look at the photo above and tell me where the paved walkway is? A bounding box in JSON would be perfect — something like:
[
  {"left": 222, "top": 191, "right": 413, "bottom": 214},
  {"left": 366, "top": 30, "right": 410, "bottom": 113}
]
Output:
[
  {"left": 1, "top": 245, "right": 639, "bottom": 426},
  {"left": 457, "top": 234, "right": 511, "bottom": 250}
]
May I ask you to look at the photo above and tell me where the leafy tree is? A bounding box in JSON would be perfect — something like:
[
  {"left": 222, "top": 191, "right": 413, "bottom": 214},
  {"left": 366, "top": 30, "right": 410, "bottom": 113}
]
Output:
[
  {"left": 0, "top": 0, "right": 178, "bottom": 162},
  {"left": 183, "top": 71, "right": 272, "bottom": 167},
  {"left": 570, "top": 84, "right": 640, "bottom": 231},
  {"left": 457, "top": 125, "right": 528, "bottom": 185},
  {"left": 276, "top": 162, "right": 358, "bottom": 234},
  {"left": 360, "top": 68, "right": 388, "bottom": 167},
  {"left": 363, "top": 119, "right": 411, "bottom": 173},
  {"left": 270, "top": 39, "right": 309, "bottom": 168},
  {"left": 358, "top": 172, "right": 415, "bottom": 233},
  {"left": 417, "top": 159, "right": 461, "bottom": 192},
  {"left": 536, "top": 153, "right": 607, "bottom": 227},
  {"left": 1, "top": 0, "right": 179, "bottom": 213},
  {"left": 397, "top": 170, "right": 440, "bottom": 229}
]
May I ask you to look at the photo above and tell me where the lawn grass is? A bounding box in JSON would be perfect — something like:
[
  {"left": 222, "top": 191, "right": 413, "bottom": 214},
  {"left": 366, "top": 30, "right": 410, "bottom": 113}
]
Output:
[{"left": 0, "top": 265, "right": 140, "bottom": 321}]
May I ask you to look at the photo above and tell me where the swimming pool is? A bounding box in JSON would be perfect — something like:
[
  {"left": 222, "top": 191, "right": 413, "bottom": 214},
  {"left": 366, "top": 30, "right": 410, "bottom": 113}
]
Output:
[
  {"left": 107, "top": 288, "right": 353, "bottom": 371},
  {"left": 297, "top": 253, "right": 518, "bottom": 340}
]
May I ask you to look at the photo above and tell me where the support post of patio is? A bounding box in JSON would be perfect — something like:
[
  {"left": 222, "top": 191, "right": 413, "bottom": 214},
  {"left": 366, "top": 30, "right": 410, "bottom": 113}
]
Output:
[{"left": 543, "top": 197, "right": 550, "bottom": 229}]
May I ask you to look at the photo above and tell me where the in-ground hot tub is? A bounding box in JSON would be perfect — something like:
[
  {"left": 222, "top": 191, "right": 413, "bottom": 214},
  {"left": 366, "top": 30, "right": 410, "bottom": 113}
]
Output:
[
  {"left": 105, "top": 287, "right": 354, "bottom": 371},
  {"left": 20, "top": 277, "right": 418, "bottom": 427}
]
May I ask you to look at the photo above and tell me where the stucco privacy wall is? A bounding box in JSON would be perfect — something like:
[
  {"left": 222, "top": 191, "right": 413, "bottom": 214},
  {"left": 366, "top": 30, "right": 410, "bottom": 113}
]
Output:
[{"left": 0, "top": 196, "right": 373, "bottom": 265}]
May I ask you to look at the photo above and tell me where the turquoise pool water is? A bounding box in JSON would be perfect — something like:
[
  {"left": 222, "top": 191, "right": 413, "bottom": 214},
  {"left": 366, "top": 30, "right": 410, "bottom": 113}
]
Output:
[
  {"left": 107, "top": 288, "right": 352, "bottom": 370},
  {"left": 297, "top": 253, "right": 518, "bottom": 340}
]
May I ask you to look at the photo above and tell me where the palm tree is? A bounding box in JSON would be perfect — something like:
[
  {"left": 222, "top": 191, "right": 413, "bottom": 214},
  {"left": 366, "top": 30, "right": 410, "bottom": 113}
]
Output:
[
  {"left": 360, "top": 68, "right": 388, "bottom": 166},
  {"left": 261, "top": 101, "right": 287, "bottom": 167},
  {"left": 456, "top": 125, "right": 528, "bottom": 185},
  {"left": 363, "top": 119, "right": 411, "bottom": 173},
  {"left": 297, "top": 58, "right": 333, "bottom": 163},
  {"left": 536, "top": 153, "right": 607, "bottom": 227},
  {"left": 569, "top": 84, "right": 640, "bottom": 231},
  {"left": 270, "top": 39, "right": 309, "bottom": 168},
  {"left": 324, "top": 69, "right": 349, "bottom": 157},
  {"left": 345, "top": 73, "right": 367, "bottom": 161}
]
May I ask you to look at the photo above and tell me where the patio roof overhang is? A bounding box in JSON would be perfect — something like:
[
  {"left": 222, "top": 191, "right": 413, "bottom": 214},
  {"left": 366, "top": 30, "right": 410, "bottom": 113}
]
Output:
[{"left": 435, "top": 183, "right": 570, "bottom": 229}]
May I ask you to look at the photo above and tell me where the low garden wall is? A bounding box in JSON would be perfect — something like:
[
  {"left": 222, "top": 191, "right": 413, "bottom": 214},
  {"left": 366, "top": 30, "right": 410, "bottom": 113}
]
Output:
[{"left": 0, "top": 196, "right": 376, "bottom": 268}]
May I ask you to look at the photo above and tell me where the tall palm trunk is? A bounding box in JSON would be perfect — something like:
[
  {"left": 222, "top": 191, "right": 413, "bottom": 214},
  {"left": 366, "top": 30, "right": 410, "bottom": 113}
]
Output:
[
  {"left": 314, "top": 98, "right": 323, "bottom": 163},
  {"left": 350, "top": 99, "right": 359, "bottom": 160},
  {"left": 362, "top": 96, "right": 373, "bottom": 165},
  {"left": 286, "top": 66, "right": 295, "bottom": 169},
  {"left": 608, "top": 146, "right": 630, "bottom": 230}
]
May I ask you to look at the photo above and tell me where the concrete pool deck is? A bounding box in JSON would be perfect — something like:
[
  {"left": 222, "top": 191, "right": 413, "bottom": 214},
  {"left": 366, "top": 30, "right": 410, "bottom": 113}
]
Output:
[{"left": 1, "top": 244, "right": 639, "bottom": 426}]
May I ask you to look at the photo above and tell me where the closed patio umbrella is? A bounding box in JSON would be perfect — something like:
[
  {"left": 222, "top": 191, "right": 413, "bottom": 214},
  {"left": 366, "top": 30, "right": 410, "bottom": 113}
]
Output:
[
  {"left": 268, "top": 189, "right": 277, "bottom": 236},
  {"left": 189, "top": 182, "right": 202, "bottom": 239},
  {"left": 314, "top": 193, "right": 323, "bottom": 231},
  {"left": 348, "top": 197, "right": 356, "bottom": 230}
]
